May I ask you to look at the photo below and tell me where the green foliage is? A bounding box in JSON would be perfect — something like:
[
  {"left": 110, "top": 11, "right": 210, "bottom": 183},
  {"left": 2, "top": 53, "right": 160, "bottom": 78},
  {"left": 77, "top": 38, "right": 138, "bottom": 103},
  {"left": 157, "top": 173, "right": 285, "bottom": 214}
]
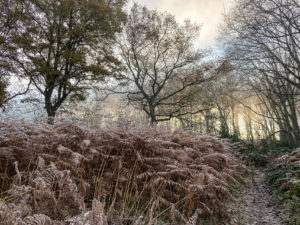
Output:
[
  {"left": 267, "top": 169, "right": 287, "bottom": 189},
  {"left": 265, "top": 149, "right": 300, "bottom": 225},
  {"left": 238, "top": 142, "right": 270, "bottom": 167},
  {"left": 288, "top": 198, "right": 300, "bottom": 225},
  {"left": 0, "top": 78, "right": 8, "bottom": 109},
  {"left": 230, "top": 184, "right": 244, "bottom": 199},
  {"left": 1, "top": 0, "right": 126, "bottom": 119},
  {"left": 237, "top": 138, "right": 291, "bottom": 167},
  {"left": 0, "top": 0, "right": 25, "bottom": 108}
]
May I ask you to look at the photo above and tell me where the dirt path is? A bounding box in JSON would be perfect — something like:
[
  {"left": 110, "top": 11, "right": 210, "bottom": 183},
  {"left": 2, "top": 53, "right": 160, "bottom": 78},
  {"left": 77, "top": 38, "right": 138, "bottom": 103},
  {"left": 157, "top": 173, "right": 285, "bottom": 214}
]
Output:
[{"left": 237, "top": 170, "right": 287, "bottom": 225}]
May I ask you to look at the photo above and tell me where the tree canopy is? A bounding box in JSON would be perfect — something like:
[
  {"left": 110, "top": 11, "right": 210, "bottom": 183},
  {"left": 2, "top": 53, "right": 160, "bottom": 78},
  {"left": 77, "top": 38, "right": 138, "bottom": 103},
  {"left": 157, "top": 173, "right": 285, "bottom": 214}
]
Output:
[
  {"left": 116, "top": 4, "right": 227, "bottom": 124},
  {"left": 0, "top": 0, "right": 126, "bottom": 119},
  {"left": 0, "top": 0, "right": 25, "bottom": 108}
]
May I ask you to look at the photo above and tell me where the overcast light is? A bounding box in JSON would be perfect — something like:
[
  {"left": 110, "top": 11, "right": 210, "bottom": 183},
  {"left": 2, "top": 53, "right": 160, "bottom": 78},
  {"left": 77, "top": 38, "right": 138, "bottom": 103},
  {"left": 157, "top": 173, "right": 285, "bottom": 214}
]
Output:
[{"left": 129, "top": 0, "right": 234, "bottom": 47}]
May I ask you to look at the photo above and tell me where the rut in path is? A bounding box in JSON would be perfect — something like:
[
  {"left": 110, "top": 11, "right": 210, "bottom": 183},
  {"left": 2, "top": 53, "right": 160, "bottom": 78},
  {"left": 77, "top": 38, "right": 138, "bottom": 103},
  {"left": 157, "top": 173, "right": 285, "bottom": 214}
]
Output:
[{"left": 238, "top": 171, "right": 286, "bottom": 225}]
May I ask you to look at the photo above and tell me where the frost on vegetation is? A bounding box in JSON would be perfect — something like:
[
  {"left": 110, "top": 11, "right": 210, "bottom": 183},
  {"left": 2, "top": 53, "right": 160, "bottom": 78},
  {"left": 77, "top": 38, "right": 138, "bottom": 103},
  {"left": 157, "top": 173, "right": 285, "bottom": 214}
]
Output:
[
  {"left": 0, "top": 120, "right": 246, "bottom": 224},
  {"left": 272, "top": 147, "right": 300, "bottom": 189}
]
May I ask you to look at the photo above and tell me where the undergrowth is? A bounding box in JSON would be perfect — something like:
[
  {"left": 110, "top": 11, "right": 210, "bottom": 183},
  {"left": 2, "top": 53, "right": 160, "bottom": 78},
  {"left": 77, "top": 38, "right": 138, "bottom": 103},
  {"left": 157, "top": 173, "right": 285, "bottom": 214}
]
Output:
[
  {"left": 0, "top": 119, "right": 246, "bottom": 224},
  {"left": 238, "top": 139, "right": 282, "bottom": 167},
  {"left": 266, "top": 148, "right": 300, "bottom": 225},
  {"left": 229, "top": 137, "right": 300, "bottom": 224}
]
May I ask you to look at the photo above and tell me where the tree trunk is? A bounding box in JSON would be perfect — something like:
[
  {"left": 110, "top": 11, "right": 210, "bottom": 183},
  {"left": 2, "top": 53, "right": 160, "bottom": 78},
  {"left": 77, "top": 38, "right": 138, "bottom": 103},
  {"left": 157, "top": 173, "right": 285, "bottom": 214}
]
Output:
[
  {"left": 45, "top": 97, "right": 56, "bottom": 124},
  {"left": 149, "top": 104, "right": 157, "bottom": 125},
  {"left": 46, "top": 109, "right": 56, "bottom": 124},
  {"left": 217, "top": 107, "right": 229, "bottom": 137}
]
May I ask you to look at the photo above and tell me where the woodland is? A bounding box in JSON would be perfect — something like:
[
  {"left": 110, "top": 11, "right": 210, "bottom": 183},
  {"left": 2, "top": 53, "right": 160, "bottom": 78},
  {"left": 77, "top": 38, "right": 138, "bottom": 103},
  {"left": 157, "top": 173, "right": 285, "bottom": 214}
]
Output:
[{"left": 0, "top": 0, "right": 299, "bottom": 224}]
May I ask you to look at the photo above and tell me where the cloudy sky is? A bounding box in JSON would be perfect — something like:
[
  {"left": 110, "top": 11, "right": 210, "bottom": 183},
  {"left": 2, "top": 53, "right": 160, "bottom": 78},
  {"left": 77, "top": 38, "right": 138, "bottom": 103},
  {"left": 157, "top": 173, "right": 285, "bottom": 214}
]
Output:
[{"left": 129, "top": 0, "right": 234, "bottom": 48}]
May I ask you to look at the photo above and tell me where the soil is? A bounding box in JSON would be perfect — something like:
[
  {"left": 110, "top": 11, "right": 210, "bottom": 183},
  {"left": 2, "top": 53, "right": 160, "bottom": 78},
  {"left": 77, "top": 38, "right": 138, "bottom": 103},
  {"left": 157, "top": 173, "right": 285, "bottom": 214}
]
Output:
[{"left": 236, "top": 170, "right": 288, "bottom": 225}]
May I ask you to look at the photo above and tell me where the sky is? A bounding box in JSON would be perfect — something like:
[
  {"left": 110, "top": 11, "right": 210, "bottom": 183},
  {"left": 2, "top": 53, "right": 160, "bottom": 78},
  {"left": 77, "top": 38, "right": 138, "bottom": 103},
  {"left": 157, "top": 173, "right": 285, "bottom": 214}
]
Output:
[{"left": 130, "top": 0, "right": 234, "bottom": 48}]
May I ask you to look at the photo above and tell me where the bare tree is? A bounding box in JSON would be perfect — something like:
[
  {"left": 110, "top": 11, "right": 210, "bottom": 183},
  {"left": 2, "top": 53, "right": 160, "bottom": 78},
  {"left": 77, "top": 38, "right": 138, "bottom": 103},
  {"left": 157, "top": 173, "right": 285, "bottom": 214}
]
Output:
[
  {"left": 178, "top": 71, "right": 242, "bottom": 137},
  {"left": 116, "top": 4, "right": 226, "bottom": 124},
  {"left": 220, "top": 0, "right": 300, "bottom": 146},
  {"left": 222, "top": 0, "right": 300, "bottom": 87},
  {"left": 249, "top": 63, "right": 300, "bottom": 146}
]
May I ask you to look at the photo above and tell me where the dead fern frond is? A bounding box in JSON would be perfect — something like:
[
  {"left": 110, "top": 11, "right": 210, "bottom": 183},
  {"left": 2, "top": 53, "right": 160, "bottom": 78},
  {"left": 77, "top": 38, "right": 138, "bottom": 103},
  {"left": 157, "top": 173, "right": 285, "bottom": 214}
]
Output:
[{"left": 0, "top": 119, "right": 245, "bottom": 224}]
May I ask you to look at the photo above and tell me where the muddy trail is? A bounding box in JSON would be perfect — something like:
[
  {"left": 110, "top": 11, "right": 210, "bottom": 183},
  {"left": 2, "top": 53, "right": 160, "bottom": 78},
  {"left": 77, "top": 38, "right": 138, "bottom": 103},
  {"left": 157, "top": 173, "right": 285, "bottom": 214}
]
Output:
[{"left": 236, "top": 170, "right": 287, "bottom": 225}]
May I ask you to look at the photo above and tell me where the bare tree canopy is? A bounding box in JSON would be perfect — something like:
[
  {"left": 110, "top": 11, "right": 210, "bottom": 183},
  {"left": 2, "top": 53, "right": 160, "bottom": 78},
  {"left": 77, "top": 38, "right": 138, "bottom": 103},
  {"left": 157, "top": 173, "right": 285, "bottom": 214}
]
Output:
[
  {"left": 116, "top": 4, "right": 228, "bottom": 124},
  {"left": 221, "top": 0, "right": 300, "bottom": 147},
  {"left": 222, "top": 0, "right": 300, "bottom": 88}
]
